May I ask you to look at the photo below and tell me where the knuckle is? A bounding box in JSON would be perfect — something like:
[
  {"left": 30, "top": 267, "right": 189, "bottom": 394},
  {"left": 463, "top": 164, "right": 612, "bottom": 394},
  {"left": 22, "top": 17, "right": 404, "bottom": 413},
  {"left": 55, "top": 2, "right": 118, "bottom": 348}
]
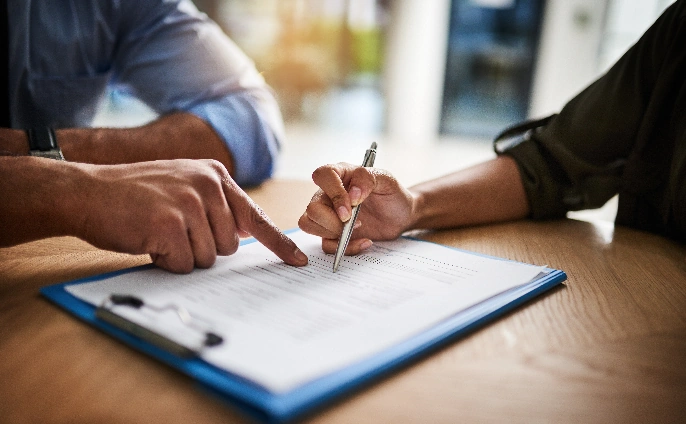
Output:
[
  {"left": 225, "top": 236, "right": 240, "bottom": 255},
  {"left": 195, "top": 252, "right": 217, "bottom": 269},
  {"left": 152, "top": 210, "right": 186, "bottom": 234},
  {"left": 321, "top": 239, "right": 338, "bottom": 254},
  {"left": 305, "top": 202, "right": 321, "bottom": 217},
  {"left": 250, "top": 208, "right": 273, "bottom": 232},
  {"left": 202, "top": 158, "right": 227, "bottom": 174},
  {"left": 243, "top": 206, "right": 281, "bottom": 239},
  {"left": 329, "top": 192, "right": 347, "bottom": 206},
  {"left": 310, "top": 189, "right": 325, "bottom": 202},
  {"left": 311, "top": 164, "right": 344, "bottom": 185},
  {"left": 187, "top": 160, "right": 230, "bottom": 196},
  {"left": 177, "top": 259, "right": 195, "bottom": 274},
  {"left": 158, "top": 254, "right": 194, "bottom": 274},
  {"left": 193, "top": 169, "right": 223, "bottom": 190},
  {"left": 177, "top": 191, "right": 204, "bottom": 215},
  {"left": 352, "top": 166, "right": 375, "bottom": 185},
  {"left": 355, "top": 166, "right": 373, "bottom": 177},
  {"left": 311, "top": 165, "right": 331, "bottom": 181},
  {"left": 297, "top": 214, "right": 309, "bottom": 230}
]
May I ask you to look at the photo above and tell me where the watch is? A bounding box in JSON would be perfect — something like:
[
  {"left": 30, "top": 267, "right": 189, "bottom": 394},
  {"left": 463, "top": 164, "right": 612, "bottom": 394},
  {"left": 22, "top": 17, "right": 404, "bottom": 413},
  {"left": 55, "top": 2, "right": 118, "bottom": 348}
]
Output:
[{"left": 27, "top": 127, "right": 65, "bottom": 160}]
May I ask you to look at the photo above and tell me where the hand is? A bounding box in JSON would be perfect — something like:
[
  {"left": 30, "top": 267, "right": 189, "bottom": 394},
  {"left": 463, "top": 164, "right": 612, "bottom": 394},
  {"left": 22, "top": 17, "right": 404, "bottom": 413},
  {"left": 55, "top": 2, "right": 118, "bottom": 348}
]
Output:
[
  {"left": 298, "top": 162, "right": 416, "bottom": 255},
  {"left": 74, "top": 159, "right": 307, "bottom": 273}
]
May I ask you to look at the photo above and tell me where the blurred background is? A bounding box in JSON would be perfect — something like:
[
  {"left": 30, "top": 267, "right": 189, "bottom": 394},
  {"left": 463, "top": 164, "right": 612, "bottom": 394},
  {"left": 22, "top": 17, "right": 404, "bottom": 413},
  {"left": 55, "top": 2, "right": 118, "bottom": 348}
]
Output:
[{"left": 95, "top": 0, "right": 675, "bottom": 222}]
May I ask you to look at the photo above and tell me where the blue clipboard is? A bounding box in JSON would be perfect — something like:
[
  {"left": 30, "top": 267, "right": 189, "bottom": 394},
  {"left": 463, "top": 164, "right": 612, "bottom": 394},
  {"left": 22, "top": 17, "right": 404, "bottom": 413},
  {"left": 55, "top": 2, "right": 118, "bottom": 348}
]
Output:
[{"left": 41, "top": 232, "right": 567, "bottom": 423}]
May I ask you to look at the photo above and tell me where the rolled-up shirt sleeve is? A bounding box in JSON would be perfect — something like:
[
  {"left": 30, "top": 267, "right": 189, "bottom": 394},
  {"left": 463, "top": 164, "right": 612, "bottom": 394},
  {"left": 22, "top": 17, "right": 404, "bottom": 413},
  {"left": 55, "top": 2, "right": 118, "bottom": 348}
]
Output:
[
  {"left": 499, "top": 0, "right": 685, "bottom": 220},
  {"left": 188, "top": 92, "right": 280, "bottom": 186},
  {"left": 504, "top": 124, "right": 627, "bottom": 220},
  {"left": 112, "top": 0, "right": 284, "bottom": 186}
]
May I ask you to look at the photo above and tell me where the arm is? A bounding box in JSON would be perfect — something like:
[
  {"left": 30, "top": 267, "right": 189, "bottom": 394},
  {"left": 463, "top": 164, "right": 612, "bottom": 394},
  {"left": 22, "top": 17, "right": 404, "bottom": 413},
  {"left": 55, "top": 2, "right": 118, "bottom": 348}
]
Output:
[
  {"left": 299, "top": 156, "right": 530, "bottom": 254},
  {"left": 410, "top": 156, "right": 530, "bottom": 229},
  {"left": 0, "top": 113, "right": 234, "bottom": 172},
  {"left": 0, "top": 1, "right": 289, "bottom": 270},
  {"left": 300, "top": 1, "right": 686, "bottom": 253},
  {"left": 6, "top": 1, "right": 281, "bottom": 182},
  {"left": 504, "top": 1, "right": 686, "bottom": 224},
  {"left": 60, "top": 113, "right": 234, "bottom": 170},
  {"left": 0, "top": 156, "right": 307, "bottom": 273},
  {"left": 111, "top": 0, "right": 284, "bottom": 186}
]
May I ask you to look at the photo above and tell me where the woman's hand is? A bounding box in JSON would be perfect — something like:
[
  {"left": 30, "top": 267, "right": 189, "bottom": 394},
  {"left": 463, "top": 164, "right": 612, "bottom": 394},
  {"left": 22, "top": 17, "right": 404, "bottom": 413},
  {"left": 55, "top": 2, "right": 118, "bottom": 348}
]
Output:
[{"left": 298, "top": 162, "right": 417, "bottom": 255}]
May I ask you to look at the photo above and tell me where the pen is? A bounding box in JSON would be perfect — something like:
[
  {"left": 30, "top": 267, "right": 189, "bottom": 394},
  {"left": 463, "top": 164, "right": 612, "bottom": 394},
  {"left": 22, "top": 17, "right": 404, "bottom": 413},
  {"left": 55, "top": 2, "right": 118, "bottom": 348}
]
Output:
[{"left": 332, "top": 142, "right": 377, "bottom": 272}]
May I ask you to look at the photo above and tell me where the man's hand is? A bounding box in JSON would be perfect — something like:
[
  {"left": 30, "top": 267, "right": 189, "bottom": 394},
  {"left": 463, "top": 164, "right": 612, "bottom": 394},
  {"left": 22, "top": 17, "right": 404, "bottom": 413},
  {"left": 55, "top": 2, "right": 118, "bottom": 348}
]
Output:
[
  {"left": 298, "top": 162, "right": 416, "bottom": 255},
  {"left": 77, "top": 159, "right": 308, "bottom": 273},
  {"left": 0, "top": 157, "right": 307, "bottom": 273}
]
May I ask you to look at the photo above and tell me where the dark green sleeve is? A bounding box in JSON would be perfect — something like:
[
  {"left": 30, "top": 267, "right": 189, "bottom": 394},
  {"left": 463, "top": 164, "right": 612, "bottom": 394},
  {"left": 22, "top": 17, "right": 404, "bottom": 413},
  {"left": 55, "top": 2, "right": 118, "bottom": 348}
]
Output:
[{"left": 500, "top": 1, "right": 686, "bottom": 220}]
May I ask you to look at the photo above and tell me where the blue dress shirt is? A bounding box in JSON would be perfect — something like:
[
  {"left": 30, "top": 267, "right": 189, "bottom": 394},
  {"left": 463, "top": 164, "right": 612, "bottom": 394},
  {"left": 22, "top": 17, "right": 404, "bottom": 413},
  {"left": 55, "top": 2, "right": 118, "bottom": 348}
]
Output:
[{"left": 7, "top": 0, "right": 284, "bottom": 186}]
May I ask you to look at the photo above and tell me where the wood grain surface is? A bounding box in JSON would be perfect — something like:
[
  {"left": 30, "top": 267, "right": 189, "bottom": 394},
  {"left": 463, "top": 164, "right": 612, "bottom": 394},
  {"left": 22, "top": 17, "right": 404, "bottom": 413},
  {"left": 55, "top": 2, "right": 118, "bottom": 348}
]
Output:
[{"left": 1, "top": 179, "right": 685, "bottom": 424}]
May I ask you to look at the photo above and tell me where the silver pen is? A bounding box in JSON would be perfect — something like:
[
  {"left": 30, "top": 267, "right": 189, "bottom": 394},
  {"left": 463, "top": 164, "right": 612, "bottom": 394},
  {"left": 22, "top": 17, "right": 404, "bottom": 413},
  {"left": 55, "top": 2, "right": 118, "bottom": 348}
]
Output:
[{"left": 332, "top": 142, "right": 377, "bottom": 272}]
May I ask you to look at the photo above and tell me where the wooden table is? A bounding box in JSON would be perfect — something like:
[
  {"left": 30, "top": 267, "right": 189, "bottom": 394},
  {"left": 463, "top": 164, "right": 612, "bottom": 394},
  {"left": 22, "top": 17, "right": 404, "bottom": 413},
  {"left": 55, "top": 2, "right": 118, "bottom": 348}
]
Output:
[{"left": 1, "top": 179, "right": 685, "bottom": 423}]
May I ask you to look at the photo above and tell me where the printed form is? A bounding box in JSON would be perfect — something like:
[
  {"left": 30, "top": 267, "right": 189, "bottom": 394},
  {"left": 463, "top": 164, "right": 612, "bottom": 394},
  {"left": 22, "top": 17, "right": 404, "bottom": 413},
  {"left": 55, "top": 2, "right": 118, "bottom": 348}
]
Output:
[{"left": 67, "top": 230, "right": 544, "bottom": 393}]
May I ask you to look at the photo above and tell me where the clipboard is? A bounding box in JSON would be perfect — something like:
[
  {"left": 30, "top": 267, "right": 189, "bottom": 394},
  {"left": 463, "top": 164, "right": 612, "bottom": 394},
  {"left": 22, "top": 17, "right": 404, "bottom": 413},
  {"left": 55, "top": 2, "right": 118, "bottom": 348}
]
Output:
[{"left": 41, "top": 232, "right": 566, "bottom": 423}]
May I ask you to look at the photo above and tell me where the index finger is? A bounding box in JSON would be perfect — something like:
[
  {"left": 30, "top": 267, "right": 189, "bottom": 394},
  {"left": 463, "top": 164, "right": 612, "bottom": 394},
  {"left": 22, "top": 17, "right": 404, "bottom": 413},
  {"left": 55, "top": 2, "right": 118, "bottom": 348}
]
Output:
[
  {"left": 312, "top": 163, "right": 373, "bottom": 222},
  {"left": 222, "top": 177, "right": 308, "bottom": 267}
]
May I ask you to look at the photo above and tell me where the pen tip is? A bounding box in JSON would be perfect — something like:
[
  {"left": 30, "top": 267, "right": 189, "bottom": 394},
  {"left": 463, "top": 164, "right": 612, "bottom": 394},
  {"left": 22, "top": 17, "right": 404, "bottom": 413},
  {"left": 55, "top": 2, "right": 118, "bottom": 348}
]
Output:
[{"left": 371, "top": 142, "right": 377, "bottom": 150}]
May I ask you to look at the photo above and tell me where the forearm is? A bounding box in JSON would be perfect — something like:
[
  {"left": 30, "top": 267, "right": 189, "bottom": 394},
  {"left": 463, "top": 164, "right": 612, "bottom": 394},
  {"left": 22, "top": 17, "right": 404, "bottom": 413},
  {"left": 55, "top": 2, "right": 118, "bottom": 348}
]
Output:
[
  {"left": 408, "top": 156, "right": 530, "bottom": 230},
  {"left": 61, "top": 113, "right": 234, "bottom": 172},
  {"left": 0, "top": 128, "right": 29, "bottom": 155},
  {"left": 0, "top": 113, "right": 235, "bottom": 174}
]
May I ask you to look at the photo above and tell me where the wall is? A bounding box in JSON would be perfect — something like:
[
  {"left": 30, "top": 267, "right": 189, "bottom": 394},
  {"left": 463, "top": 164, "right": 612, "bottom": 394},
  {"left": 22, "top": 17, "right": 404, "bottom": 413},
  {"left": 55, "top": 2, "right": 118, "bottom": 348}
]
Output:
[
  {"left": 382, "top": 0, "right": 452, "bottom": 144},
  {"left": 528, "top": 0, "right": 609, "bottom": 118}
]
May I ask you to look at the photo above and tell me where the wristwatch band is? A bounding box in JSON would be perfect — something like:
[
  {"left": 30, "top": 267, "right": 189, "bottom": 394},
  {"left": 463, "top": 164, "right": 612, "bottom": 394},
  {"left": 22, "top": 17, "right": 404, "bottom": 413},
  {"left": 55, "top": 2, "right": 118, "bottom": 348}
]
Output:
[{"left": 27, "top": 127, "right": 65, "bottom": 160}]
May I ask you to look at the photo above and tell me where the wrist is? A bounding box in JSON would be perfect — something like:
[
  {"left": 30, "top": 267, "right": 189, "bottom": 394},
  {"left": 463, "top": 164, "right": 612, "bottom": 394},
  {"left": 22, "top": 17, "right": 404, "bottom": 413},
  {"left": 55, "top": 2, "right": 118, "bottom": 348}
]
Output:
[
  {"left": 0, "top": 128, "right": 30, "bottom": 156},
  {"left": 39, "top": 160, "right": 90, "bottom": 238},
  {"left": 407, "top": 189, "right": 427, "bottom": 231},
  {"left": 57, "top": 162, "right": 98, "bottom": 239},
  {"left": 0, "top": 158, "right": 87, "bottom": 245}
]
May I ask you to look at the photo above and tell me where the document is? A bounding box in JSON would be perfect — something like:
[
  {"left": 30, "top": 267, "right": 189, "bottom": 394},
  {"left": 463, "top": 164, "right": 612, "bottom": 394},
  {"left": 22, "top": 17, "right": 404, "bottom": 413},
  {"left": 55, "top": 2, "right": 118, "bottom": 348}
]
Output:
[{"left": 67, "top": 230, "right": 544, "bottom": 393}]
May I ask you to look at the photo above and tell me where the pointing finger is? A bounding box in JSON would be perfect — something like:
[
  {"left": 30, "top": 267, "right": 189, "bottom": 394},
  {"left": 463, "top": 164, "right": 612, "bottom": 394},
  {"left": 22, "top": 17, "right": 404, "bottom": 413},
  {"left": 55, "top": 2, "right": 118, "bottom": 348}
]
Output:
[{"left": 222, "top": 177, "right": 308, "bottom": 266}]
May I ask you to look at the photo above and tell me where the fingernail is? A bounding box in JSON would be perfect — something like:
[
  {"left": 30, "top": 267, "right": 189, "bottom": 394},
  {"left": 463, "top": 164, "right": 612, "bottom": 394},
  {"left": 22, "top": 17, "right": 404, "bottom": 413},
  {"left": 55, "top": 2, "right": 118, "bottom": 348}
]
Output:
[
  {"left": 353, "top": 219, "right": 362, "bottom": 229},
  {"left": 295, "top": 248, "right": 308, "bottom": 263},
  {"left": 360, "top": 239, "right": 373, "bottom": 250},
  {"left": 349, "top": 186, "right": 362, "bottom": 206},
  {"left": 337, "top": 205, "right": 350, "bottom": 222}
]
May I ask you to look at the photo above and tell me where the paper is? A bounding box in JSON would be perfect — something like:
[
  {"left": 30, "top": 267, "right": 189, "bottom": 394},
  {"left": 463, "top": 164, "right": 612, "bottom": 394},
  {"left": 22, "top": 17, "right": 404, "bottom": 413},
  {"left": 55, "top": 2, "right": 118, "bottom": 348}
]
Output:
[{"left": 67, "top": 230, "right": 543, "bottom": 392}]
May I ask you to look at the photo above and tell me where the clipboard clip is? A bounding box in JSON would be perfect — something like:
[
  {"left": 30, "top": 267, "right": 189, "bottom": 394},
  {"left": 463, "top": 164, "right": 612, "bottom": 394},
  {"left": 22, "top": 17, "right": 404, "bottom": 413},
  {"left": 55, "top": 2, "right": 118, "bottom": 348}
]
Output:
[{"left": 95, "top": 294, "right": 224, "bottom": 358}]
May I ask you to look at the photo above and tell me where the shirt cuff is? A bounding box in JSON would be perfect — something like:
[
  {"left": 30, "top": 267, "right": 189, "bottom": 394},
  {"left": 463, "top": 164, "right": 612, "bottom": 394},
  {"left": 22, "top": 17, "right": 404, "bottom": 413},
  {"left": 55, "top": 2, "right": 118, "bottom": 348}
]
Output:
[{"left": 188, "top": 94, "right": 281, "bottom": 187}]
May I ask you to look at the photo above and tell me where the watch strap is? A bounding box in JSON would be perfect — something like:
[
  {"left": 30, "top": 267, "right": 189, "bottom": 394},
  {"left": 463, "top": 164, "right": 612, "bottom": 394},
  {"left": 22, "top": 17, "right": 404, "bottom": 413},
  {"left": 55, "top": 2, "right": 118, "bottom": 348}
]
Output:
[
  {"left": 27, "top": 127, "right": 58, "bottom": 151},
  {"left": 27, "top": 127, "right": 65, "bottom": 160}
]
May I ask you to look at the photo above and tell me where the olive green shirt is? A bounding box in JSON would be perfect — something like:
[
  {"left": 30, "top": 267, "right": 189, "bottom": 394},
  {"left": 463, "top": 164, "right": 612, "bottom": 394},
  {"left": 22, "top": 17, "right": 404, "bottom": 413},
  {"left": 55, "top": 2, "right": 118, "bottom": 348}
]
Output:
[{"left": 502, "top": 0, "right": 686, "bottom": 241}]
